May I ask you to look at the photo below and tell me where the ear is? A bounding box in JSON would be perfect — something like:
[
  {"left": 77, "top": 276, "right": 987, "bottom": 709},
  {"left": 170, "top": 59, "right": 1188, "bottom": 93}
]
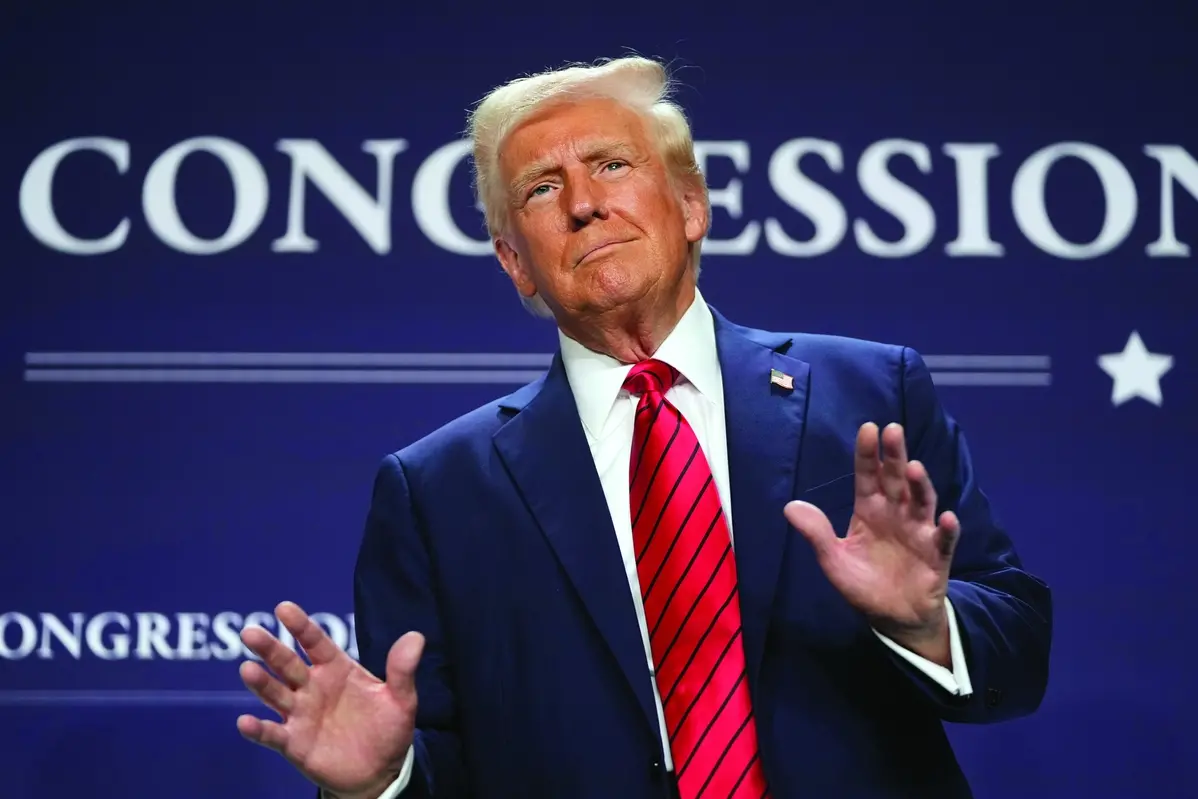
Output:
[
  {"left": 679, "top": 175, "right": 710, "bottom": 245},
  {"left": 494, "top": 237, "right": 538, "bottom": 299}
]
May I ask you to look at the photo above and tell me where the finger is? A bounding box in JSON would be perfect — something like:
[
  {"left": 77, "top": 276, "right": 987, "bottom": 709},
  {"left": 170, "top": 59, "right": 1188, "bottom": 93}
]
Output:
[
  {"left": 905, "top": 460, "right": 937, "bottom": 523},
  {"left": 276, "top": 601, "right": 342, "bottom": 667},
  {"left": 240, "top": 623, "right": 309, "bottom": 690},
  {"left": 853, "top": 422, "right": 881, "bottom": 498},
  {"left": 236, "top": 714, "right": 291, "bottom": 753},
  {"left": 783, "top": 500, "right": 839, "bottom": 564},
  {"left": 239, "top": 659, "right": 295, "bottom": 718},
  {"left": 879, "top": 423, "right": 909, "bottom": 503},
  {"left": 934, "top": 510, "right": 961, "bottom": 559},
  {"left": 386, "top": 631, "right": 426, "bottom": 714}
]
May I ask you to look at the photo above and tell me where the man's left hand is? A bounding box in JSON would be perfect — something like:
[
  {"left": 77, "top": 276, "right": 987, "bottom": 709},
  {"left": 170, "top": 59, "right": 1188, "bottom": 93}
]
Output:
[{"left": 783, "top": 422, "right": 960, "bottom": 664}]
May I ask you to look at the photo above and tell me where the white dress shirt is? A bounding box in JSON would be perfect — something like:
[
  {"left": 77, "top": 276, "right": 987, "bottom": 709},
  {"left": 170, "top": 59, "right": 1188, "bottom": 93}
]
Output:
[{"left": 365, "top": 289, "right": 971, "bottom": 799}]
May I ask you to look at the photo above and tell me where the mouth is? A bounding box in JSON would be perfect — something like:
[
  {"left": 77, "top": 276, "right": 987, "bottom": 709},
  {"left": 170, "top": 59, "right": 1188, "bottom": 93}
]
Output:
[{"left": 577, "top": 239, "right": 632, "bottom": 266}]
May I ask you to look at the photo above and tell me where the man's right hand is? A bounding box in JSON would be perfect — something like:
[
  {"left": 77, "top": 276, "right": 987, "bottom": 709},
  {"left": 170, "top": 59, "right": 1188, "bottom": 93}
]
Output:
[{"left": 237, "top": 601, "right": 423, "bottom": 799}]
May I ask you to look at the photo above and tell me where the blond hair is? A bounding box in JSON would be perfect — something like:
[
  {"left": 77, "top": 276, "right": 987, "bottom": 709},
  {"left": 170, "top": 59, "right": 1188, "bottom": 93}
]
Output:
[{"left": 466, "top": 55, "right": 709, "bottom": 318}]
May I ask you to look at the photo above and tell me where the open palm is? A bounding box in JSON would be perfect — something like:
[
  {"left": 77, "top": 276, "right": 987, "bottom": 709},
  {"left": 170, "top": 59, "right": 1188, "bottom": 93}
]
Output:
[
  {"left": 784, "top": 422, "right": 960, "bottom": 637},
  {"left": 237, "top": 602, "right": 422, "bottom": 799}
]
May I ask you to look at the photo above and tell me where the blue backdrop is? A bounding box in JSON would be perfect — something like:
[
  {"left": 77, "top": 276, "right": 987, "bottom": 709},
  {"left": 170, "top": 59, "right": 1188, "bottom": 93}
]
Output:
[{"left": 2, "top": 2, "right": 1195, "bottom": 797}]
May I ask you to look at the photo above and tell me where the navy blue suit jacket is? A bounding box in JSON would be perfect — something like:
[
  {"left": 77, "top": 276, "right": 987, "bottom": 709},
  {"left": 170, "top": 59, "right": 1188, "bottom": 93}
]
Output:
[{"left": 352, "top": 307, "right": 1052, "bottom": 798}]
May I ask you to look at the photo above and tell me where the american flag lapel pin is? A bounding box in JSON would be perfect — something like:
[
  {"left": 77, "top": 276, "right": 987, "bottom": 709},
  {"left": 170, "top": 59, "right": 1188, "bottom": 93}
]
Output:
[{"left": 769, "top": 368, "right": 794, "bottom": 390}]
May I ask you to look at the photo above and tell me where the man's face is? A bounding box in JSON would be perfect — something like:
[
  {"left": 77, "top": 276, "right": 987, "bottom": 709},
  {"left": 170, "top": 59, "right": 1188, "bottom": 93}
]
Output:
[{"left": 493, "top": 97, "right": 708, "bottom": 321}]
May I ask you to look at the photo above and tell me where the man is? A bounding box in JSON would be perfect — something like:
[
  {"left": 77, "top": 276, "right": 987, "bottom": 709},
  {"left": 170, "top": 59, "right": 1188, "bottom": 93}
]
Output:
[{"left": 237, "top": 56, "right": 1052, "bottom": 799}]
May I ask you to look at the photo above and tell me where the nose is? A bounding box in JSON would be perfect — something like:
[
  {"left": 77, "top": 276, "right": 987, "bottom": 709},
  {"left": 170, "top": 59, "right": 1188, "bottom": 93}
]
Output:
[{"left": 565, "top": 173, "right": 608, "bottom": 229}]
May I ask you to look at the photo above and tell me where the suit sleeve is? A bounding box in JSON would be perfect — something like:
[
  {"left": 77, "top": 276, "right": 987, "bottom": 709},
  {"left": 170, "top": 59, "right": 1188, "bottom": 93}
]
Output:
[
  {"left": 891, "top": 347, "right": 1053, "bottom": 723},
  {"left": 352, "top": 453, "right": 472, "bottom": 797}
]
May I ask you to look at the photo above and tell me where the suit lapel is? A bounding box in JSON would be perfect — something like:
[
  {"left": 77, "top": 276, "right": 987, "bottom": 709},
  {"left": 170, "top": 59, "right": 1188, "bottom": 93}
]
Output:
[
  {"left": 712, "top": 309, "right": 812, "bottom": 695},
  {"left": 490, "top": 308, "right": 816, "bottom": 740},
  {"left": 491, "top": 354, "right": 661, "bottom": 741}
]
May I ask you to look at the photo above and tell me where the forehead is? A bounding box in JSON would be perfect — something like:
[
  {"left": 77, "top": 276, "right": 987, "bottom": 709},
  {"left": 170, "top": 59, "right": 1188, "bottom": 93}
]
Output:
[{"left": 499, "top": 98, "right": 652, "bottom": 181}]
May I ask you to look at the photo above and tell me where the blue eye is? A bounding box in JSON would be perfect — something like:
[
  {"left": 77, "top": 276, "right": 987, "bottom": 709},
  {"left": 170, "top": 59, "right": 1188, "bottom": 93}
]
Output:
[{"left": 605, "top": 161, "right": 626, "bottom": 171}]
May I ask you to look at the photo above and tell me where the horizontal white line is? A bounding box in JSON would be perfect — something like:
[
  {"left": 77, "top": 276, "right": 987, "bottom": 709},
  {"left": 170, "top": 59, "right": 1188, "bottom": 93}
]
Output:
[
  {"left": 22, "top": 368, "right": 1051, "bottom": 386},
  {"left": 930, "top": 371, "right": 1051, "bottom": 386},
  {"left": 0, "top": 690, "right": 255, "bottom": 706},
  {"left": 920, "top": 355, "right": 1051, "bottom": 370},
  {"left": 25, "top": 352, "right": 1050, "bottom": 370},
  {"left": 23, "top": 369, "right": 549, "bottom": 383},
  {"left": 25, "top": 351, "right": 555, "bottom": 367}
]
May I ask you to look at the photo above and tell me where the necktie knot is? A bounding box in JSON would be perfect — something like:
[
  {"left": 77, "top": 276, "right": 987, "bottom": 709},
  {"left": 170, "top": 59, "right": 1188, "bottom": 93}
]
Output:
[{"left": 622, "top": 359, "right": 679, "bottom": 397}]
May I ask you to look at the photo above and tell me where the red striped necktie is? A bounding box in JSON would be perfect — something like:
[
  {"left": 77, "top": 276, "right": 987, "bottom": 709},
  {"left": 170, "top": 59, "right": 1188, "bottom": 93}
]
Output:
[{"left": 624, "top": 359, "right": 770, "bottom": 799}]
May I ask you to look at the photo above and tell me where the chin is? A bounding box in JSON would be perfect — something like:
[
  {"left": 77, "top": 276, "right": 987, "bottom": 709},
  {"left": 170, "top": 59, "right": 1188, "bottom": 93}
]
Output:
[{"left": 583, "top": 262, "right": 658, "bottom": 311}]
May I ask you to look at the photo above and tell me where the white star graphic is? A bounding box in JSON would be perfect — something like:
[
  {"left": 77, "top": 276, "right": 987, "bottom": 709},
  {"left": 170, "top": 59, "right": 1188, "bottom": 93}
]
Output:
[{"left": 1097, "top": 331, "right": 1174, "bottom": 407}]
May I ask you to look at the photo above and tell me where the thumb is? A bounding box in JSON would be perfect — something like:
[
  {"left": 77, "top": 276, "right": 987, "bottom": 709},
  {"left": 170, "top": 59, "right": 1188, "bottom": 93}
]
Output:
[
  {"left": 784, "top": 500, "right": 838, "bottom": 563},
  {"left": 385, "top": 631, "right": 425, "bottom": 706}
]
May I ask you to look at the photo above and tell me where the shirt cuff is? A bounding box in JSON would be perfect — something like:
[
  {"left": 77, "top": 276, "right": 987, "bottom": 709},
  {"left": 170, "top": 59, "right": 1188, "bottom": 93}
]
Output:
[
  {"left": 318, "top": 747, "right": 414, "bottom": 799},
  {"left": 376, "top": 747, "right": 415, "bottom": 799},
  {"left": 872, "top": 596, "right": 973, "bottom": 696}
]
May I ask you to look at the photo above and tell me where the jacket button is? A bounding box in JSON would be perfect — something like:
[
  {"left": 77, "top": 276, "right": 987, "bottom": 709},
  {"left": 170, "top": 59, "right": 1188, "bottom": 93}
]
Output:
[{"left": 985, "top": 687, "right": 1003, "bottom": 707}]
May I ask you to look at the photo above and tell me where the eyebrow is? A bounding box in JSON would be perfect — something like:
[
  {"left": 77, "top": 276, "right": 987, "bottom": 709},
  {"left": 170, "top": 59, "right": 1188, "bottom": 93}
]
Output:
[{"left": 510, "top": 141, "right": 637, "bottom": 198}]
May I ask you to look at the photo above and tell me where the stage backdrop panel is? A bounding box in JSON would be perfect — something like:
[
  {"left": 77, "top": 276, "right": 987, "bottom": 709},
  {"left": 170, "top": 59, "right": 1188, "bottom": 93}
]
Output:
[{"left": 1, "top": 3, "right": 1195, "bottom": 798}]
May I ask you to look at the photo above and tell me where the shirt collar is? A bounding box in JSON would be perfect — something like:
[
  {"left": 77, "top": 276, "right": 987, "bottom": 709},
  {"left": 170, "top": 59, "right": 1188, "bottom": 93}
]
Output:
[{"left": 558, "top": 288, "right": 724, "bottom": 440}]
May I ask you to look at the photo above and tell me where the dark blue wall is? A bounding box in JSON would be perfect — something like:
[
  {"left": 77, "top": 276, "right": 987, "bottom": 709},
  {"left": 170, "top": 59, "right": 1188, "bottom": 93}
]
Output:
[{"left": 2, "top": 2, "right": 1195, "bottom": 797}]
